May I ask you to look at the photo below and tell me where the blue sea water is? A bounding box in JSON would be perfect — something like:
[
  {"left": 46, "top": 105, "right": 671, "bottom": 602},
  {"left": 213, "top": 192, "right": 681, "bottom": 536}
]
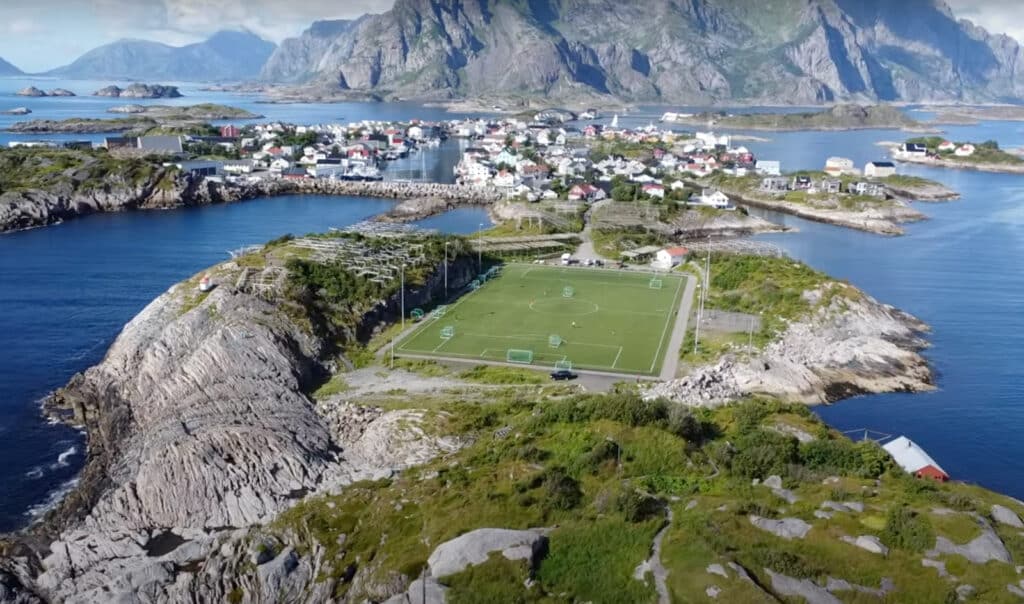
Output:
[{"left": 2, "top": 76, "right": 1024, "bottom": 530}]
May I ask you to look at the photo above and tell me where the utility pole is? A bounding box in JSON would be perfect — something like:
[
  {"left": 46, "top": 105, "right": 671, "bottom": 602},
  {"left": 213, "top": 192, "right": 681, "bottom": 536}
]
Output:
[
  {"left": 444, "top": 241, "right": 450, "bottom": 300},
  {"left": 477, "top": 222, "right": 484, "bottom": 272},
  {"left": 693, "top": 284, "right": 702, "bottom": 355},
  {"left": 400, "top": 264, "right": 406, "bottom": 332}
]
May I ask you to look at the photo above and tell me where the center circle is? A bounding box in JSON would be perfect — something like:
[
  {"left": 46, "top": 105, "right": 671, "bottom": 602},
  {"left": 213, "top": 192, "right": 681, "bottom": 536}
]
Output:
[{"left": 528, "top": 297, "right": 600, "bottom": 316}]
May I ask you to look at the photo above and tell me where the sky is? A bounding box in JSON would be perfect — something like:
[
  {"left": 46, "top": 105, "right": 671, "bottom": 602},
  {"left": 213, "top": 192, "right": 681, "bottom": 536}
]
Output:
[{"left": 0, "top": 0, "right": 1020, "bottom": 73}]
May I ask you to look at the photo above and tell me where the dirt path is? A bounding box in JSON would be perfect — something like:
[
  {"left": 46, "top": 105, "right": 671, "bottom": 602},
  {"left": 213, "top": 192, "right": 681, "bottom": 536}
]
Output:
[{"left": 659, "top": 276, "right": 697, "bottom": 381}]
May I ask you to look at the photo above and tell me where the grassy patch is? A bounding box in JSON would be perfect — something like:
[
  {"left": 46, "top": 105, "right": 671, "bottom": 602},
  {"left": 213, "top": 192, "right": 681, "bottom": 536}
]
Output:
[
  {"left": 459, "top": 365, "right": 546, "bottom": 385},
  {"left": 313, "top": 374, "right": 350, "bottom": 400}
]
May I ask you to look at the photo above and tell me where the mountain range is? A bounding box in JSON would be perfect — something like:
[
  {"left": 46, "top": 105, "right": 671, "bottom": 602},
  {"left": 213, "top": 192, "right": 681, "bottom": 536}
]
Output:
[
  {"left": 17, "top": 0, "right": 1024, "bottom": 104},
  {"left": 0, "top": 57, "right": 23, "bottom": 77},
  {"left": 47, "top": 30, "right": 275, "bottom": 82},
  {"left": 258, "top": 0, "right": 1024, "bottom": 104}
]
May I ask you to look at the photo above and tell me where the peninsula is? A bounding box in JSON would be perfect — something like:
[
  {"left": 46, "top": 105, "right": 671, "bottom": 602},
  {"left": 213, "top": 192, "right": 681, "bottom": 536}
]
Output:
[
  {"left": 661, "top": 104, "right": 927, "bottom": 132},
  {"left": 891, "top": 138, "right": 1024, "bottom": 174},
  {"left": 1, "top": 232, "right": 1021, "bottom": 603},
  {"left": 6, "top": 104, "right": 262, "bottom": 134}
]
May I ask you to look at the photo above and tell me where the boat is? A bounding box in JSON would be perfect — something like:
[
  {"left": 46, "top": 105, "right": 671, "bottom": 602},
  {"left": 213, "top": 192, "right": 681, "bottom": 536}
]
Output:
[
  {"left": 198, "top": 274, "right": 214, "bottom": 293},
  {"left": 610, "top": 114, "right": 619, "bottom": 129}
]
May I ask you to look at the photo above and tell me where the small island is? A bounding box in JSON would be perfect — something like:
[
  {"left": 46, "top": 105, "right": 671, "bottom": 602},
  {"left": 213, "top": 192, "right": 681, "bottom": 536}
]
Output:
[
  {"left": 15, "top": 86, "right": 75, "bottom": 98},
  {"left": 662, "top": 104, "right": 929, "bottom": 132},
  {"left": 891, "top": 137, "right": 1024, "bottom": 174},
  {"left": 93, "top": 83, "right": 183, "bottom": 99},
  {"left": 1, "top": 107, "right": 31, "bottom": 115},
  {"left": 6, "top": 104, "right": 261, "bottom": 134}
]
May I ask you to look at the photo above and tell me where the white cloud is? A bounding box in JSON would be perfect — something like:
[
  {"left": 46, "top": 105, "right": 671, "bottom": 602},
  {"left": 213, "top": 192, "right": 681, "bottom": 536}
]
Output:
[
  {"left": 946, "top": 0, "right": 1024, "bottom": 42},
  {"left": 7, "top": 18, "right": 42, "bottom": 35}
]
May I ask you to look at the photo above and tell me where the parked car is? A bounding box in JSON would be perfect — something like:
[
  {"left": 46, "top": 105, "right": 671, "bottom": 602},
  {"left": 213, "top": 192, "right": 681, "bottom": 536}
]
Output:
[{"left": 550, "top": 370, "right": 579, "bottom": 381}]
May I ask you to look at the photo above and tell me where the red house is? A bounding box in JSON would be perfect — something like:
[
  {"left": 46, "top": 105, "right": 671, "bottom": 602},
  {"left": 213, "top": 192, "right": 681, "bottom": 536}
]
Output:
[
  {"left": 883, "top": 436, "right": 949, "bottom": 482},
  {"left": 220, "top": 125, "right": 241, "bottom": 138}
]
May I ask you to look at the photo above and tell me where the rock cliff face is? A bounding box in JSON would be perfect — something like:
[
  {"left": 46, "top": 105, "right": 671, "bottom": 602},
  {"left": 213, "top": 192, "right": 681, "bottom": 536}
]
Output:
[
  {"left": 646, "top": 283, "right": 933, "bottom": 405},
  {"left": 1, "top": 243, "right": 475, "bottom": 602},
  {"left": 262, "top": 0, "right": 1024, "bottom": 104}
]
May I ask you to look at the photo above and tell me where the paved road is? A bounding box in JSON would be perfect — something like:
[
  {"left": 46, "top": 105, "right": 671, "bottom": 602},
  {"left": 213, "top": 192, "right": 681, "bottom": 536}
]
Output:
[
  {"left": 659, "top": 274, "right": 697, "bottom": 381},
  {"left": 574, "top": 199, "right": 612, "bottom": 262}
]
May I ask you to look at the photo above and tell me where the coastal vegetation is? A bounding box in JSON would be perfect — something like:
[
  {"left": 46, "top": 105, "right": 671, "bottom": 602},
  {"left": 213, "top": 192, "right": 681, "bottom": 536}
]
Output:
[
  {"left": 270, "top": 390, "right": 1024, "bottom": 602},
  {"left": 904, "top": 137, "right": 1024, "bottom": 165},
  {"left": 0, "top": 147, "right": 170, "bottom": 193},
  {"left": 670, "top": 104, "right": 923, "bottom": 131}
]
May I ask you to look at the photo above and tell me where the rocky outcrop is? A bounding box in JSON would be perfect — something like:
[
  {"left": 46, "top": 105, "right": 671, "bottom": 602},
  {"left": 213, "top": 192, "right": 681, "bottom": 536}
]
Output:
[
  {"left": 4, "top": 244, "right": 478, "bottom": 602},
  {"left": 992, "top": 504, "right": 1024, "bottom": 529},
  {"left": 647, "top": 283, "right": 933, "bottom": 407},
  {"left": 14, "top": 87, "right": 46, "bottom": 98},
  {"left": 0, "top": 175, "right": 503, "bottom": 234},
  {"left": 92, "top": 84, "right": 182, "bottom": 99},
  {"left": 427, "top": 528, "right": 549, "bottom": 579},
  {"left": 0, "top": 108, "right": 30, "bottom": 116},
  {"left": 749, "top": 516, "right": 812, "bottom": 540},
  {"left": 261, "top": 0, "right": 1024, "bottom": 104}
]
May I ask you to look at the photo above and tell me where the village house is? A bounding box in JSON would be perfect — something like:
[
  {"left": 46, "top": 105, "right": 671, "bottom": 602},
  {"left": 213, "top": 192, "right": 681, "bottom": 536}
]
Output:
[
  {"left": 755, "top": 160, "right": 782, "bottom": 176},
  {"left": 899, "top": 142, "right": 928, "bottom": 158},
  {"left": 568, "top": 184, "right": 605, "bottom": 202},
  {"left": 817, "top": 179, "right": 842, "bottom": 194},
  {"left": 955, "top": 144, "right": 976, "bottom": 157},
  {"left": 883, "top": 436, "right": 949, "bottom": 482},
  {"left": 691, "top": 189, "right": 731, "bottom": 209},
  {"left": 937, "top": 140, "right": 956, "bottom": 153},
  {"left": 760, "top": 176, "right": 790, "bottom": 192},
  {"left": 653, "top": 247, "right": 689, "bottom": 270},
  {"left": 824, "top": 156, "right": 858, "bottom": 176},
  {"left": 643, "top": 183, "right": 666, "bottom": 199},
  {"left": 849, "top": 181, "right": 886, "bottom": 198},
  {"left": 864, "top": 161, "right": 897, "bottom": 178}
]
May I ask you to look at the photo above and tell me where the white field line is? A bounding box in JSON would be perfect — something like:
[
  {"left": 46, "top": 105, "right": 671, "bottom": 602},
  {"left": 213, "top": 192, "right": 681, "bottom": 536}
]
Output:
[
  {"left": 649, "top": 275, "right": 686, "bottom": 375},
  {"left": 612, "top": 346, "right": 624, "bottom": 369}
]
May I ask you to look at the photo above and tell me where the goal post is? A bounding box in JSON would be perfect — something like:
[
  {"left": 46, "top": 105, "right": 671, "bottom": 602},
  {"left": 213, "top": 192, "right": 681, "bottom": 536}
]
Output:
[
  {"left": 440, "top": 326, "right": 455, "bottom": 340},
  {"left": 411, "top": 308, "right": 425, "bottom": 321},
  {"left": 432, "top": 305, "right": 448, "bottom": 318},
  {"left": 548, "top": 335, "right": 563, "bottom": 348},
  {"left": 563, "top": 286, "right": 575, "bottom": 298},
  {"left": 507, "top": 349, "right": 534, "bottom": 364},
  {"left": 649, "top": 278, "right": 663, "bottom": 290},
  {"left": 554, "top": 359, "right": 573, "bottom": 371}
]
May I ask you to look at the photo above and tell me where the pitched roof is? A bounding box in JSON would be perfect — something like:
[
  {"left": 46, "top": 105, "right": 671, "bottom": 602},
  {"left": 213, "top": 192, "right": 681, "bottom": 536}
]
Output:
[
  {"left": 664, "top": 246, "right": 689, "bottom": 257},
  {"left": 883, "top": 436, "right": 947, "bottom": 476}
]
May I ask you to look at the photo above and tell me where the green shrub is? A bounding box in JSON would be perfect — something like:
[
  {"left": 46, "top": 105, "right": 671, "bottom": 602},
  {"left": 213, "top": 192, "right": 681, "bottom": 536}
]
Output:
[
  {"left": 750, "top": 547, "right": 823, "bottom": 579},
  {"left": 542, "top": 468, "right": 582, "bottom": 511},
  {"left": 616, "top": 489, "right": 663, "bottom": 523},
  {"left": 881, "top": 506, "right": 935, "bottom": 552},
  {"left": 729, "top": 430, "right": 799, "bottom": 479}
]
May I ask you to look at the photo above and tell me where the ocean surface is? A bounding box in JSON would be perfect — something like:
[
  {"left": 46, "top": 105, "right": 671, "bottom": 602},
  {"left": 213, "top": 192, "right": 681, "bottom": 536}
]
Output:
[{"left": 2, "top": 76, "right": 1024, "bottom": 530}]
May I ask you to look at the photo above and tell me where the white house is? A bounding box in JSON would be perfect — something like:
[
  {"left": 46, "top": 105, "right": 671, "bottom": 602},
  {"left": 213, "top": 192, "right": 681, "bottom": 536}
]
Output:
[
  {"left": 643, "top": 184, "right": 665, "bottom": 199},
  {"left": 492, "top": 170, "right": 518, "bottom": 188},
  {"left": 864, "top": 161, "right": 896, "bottom": 178},
  {"left": 693, "top": 189, "right": 731, "bottom": 209},
  {"left": 937, "top": 140, "right": 956, "bottom": 153},
  {"left": 269, "top": 158, "right": 291, "bottom": 172},
  {"left": 883, "top": 436, "right": 949, "bottom": 481},
  {"left": 653, "top": 247, "right": 689, "bottom": 270},
  {"left": 824, "top": 156, "right": 858, "bottom": 176},
  {"left": 755, "top": 160, "right": 781, "bottom": 176},
  {"left": 955, "top": 144, "right": 976, "bottom": 157}
]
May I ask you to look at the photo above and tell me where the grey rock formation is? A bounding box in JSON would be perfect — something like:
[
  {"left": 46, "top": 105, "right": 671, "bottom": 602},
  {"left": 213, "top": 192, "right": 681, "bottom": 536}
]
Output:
[
  {"left": 49, "top": 31, "right": 275, "bottom": 82},
  {"left": 822, "top": 501, "right": 864, "bottom": 514},
  {"left": 766, "top": 569, "right": 841, "bottom": 604},
  {"left": 928, "top": 527, "right": 1012, "bottom": 565},
  {"left": 426, "top": 528, "right": 549, "bottom": 579},
  {"left": 706, "top": 563, "right": 728, "bottom": 578},
  {"left": 923, "top": 558, "right": 950, "bottom": 578},
  {"left": 841, "top": 535, "right": 889, "bottom": 556},
  {"left": 992, "top": 504, "right": 1024, "bottom": 529},
  {"left": 47, "top": 89, "right": 75, "bottom": 97},
  {"left": 15, "top": 87, "right": 46, "bottom": 97},
  {"left": 262, "top": 0, "right": 1024, "bottom": 104},
  {"left": 749, "top": 516, "right": 812, "bottom": 540},
  {"left": 646, "top": 284, "right": 932, "bottom": 406},
  {"left": 0, "top": 107, "right": 30, "bottom": 115},
  {"left": 92, "top": 84, "right": 182, "bottom": 99}
]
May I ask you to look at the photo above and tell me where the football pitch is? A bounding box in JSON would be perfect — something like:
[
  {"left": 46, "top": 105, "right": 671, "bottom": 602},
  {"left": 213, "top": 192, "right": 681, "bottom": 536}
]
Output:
[{"left": 396, "top": 264, "right": 689, "bottom": 376}]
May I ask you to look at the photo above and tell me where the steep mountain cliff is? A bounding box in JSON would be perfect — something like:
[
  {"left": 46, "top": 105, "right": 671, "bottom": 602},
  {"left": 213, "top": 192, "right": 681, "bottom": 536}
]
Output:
[
  {"left": 0, "top": 57, "right": 22, "bottom": 77},
  {"left": 48, "top": 31, "right": 275, "bottom": 82},
  {"left": 261, "top": 0, "right": 1024, "bottom": 104}
]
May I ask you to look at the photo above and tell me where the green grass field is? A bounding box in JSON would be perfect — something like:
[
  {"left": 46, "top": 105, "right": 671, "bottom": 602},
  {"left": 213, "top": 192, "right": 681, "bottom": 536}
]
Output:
[{"left": 397, "top": 264, "right": 688, "bottom": 375}]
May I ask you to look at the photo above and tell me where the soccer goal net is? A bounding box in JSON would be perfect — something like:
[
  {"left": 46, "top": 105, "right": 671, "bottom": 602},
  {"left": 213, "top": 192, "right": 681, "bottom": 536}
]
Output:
[
  {"left": 432, "top": 305, "right": 448, "bottom": 318},
  {"left": 563, "top": 286, "right": 575, "bottom": 298},
  {"left": 440, "top": 326, "right": 455, "bottom": 340},
  {"left": 649, "top": 278, "right": 663, "bottom": 290},
  {"left": 411, "top": 308, "right": 425, "bottom": 321},
  {"left": 507, "top": 349, "right": 534, "bottom": 364},
  {"left": 554, "top": 359, "right": 573, "bottom": 371},
  {"left": 548, "top": 335, "right": 563, "bottom": 348}
]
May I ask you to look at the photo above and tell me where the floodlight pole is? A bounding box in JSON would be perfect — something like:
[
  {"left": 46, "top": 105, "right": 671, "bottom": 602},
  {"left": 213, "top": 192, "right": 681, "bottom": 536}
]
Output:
[
  {"left": 478, "top": 222, "right": 484, "bottom": 272},
  {"left": 444, "top": 241, "right": 450, "bottom": 299},
  {"left": 400, "top": 264, "right": 406, "bottom": 332}
]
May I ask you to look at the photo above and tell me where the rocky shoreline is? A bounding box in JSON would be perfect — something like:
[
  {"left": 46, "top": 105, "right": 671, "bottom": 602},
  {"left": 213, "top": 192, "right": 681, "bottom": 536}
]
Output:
[
  {"left": 724, "top": 190, "right": 926, "bottom": 236},
  {"left": 647, "top": 282, "right": 934, "bottom": 405},
  {"left": 0, "top": 244, "right": 477, "bottom": 602},
  {"left": 0, "top": 177, "right": 505, "bottom": 234},
  {"left": 893, "top": 154, "right": 1024, "bottom": 175}
]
